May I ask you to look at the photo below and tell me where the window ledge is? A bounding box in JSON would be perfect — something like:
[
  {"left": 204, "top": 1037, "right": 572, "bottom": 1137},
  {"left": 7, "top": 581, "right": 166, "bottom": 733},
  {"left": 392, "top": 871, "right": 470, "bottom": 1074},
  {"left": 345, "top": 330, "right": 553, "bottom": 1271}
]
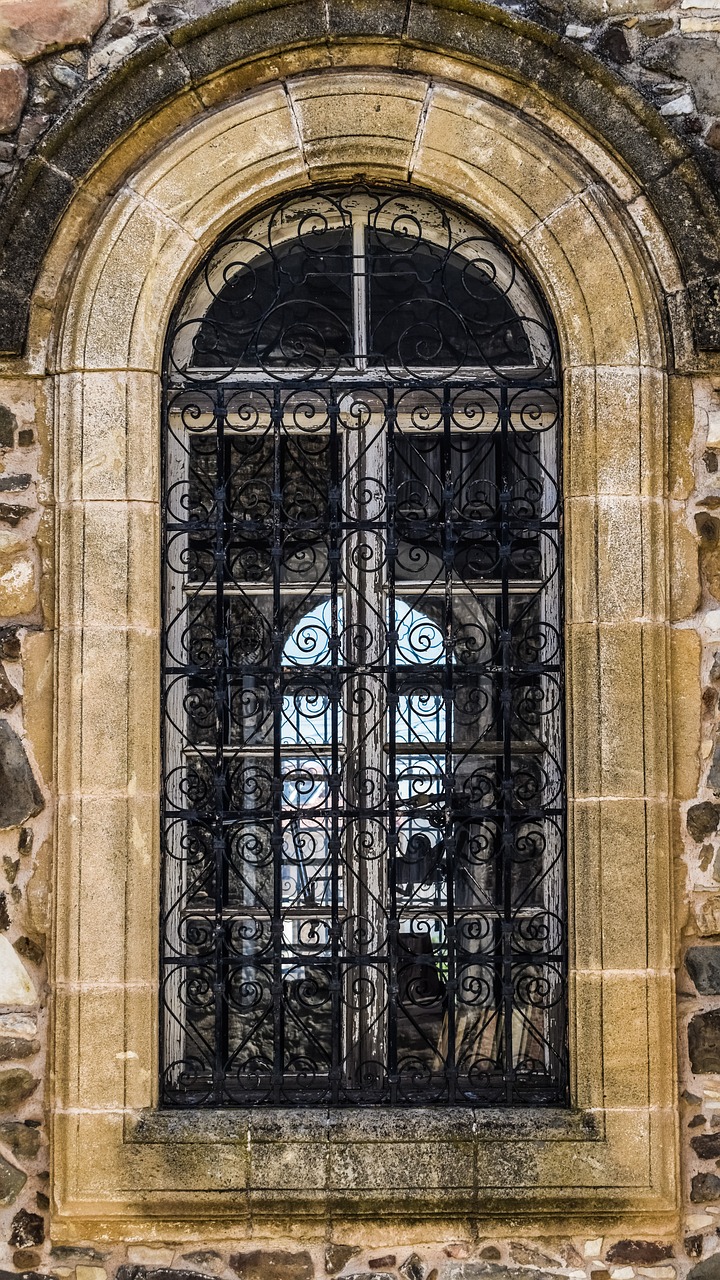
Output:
[{"left": 127, "top": 1104, "right": 602, "bottom": 1146}]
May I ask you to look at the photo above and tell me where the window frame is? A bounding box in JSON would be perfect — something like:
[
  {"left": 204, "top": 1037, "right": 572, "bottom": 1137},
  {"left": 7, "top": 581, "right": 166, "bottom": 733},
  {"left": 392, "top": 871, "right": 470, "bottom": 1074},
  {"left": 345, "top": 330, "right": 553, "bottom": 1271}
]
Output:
[{"left": 50, "top": 69, "right": 681, "bottom": 1241}]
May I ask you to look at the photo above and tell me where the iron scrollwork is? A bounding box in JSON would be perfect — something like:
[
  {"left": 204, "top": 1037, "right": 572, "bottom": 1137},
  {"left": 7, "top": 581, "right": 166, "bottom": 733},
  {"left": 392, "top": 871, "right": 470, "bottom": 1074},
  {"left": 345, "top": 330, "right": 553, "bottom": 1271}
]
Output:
[{"left": 161, "top": 185, "right": 567, "bottom": 1106}]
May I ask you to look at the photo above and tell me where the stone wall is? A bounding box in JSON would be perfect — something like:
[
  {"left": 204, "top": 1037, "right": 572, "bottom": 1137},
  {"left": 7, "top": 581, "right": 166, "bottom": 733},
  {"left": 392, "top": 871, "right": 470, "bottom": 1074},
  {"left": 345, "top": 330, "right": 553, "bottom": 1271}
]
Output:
[{"left": 0, "top": 0, "right": 719, "bottom": 1276}]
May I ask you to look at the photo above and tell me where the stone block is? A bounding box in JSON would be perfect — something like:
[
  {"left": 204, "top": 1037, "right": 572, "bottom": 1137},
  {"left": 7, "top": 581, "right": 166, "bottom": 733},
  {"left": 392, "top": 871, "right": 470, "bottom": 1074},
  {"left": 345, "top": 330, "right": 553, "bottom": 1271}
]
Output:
[
  {"left": 0, "top": 548, "right": 37, "bottom": 619},
  {"left": 529, "top": 195, "right": 641, "bottom": 367},
  {"left": 0, "top": 1120, "right": 39, "bottom": 1159},
  {"left": 689, "top": 1008, "right": 720, "bottom": 1072},
  {"left": 0, "top": 720, "right": 43, "bottom": 829},
  {"left": 606, "top": 1245, "right": 673, "bottom": 1264},
  {"left": 0, "top": 1067, "right": 37, "bottom": 1109},
  {"left": 691, "top": 1130, "right": 720, "bottom": 1158},
  {"left": 688, "top": 803, "right": 720, "bottom": 842},
  {"left": 288, "top": 71, "right": 425, "bottom": 178},
  {"left": 671, "top": 627, "right": 702, "bottom": 800},
  {"left": 686, "top": 946, "right": 720, "bottom": 993},
  {"left": 692, "top": 1172, "right": 720, "bottom": 1202},
  {"left": 0, "top": 57, "right": 27, "bottom": 136},
  {"left": 132, "top": 85, "right": 302, "bottom": 238},
  {"left": 599, "top": 800, "right": 649, "bottom": 969},
  {"left": 0, "top": 936, "right": 36, "bottom": 1007},
  {"left": 0, "top": 0, "right": 107, "bottom": 60},
  {"left": 326, "top": 1250, "right": 361, "bottom": 1275},
  {"left": 9, "top": 1207, "right": 43, "bottom": 1247},
  {"left": 0, "top": 1153, "right": 25, "bottom": 1205},
  {"left": 671, "top": 515, "right": 702, "bottom": 621},
  {"left": 229, "top": 1253, "right": 314, "bottom": 1280},
  {"left": 689, "top": 1257, "right": 720, "bottom": 1280},
  {"left": 417, "top": 83, "right": 585, "bottom": 227},
  {"left": 20, "top": 628, "right": 53, "bottom": 789}
]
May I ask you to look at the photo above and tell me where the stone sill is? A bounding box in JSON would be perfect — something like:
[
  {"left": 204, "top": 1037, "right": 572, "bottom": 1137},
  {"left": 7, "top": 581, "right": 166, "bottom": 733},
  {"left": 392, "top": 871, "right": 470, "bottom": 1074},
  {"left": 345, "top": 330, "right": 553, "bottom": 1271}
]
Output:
[{"left": 127, "top": 1105, "right": 602, "bottom": 1146}]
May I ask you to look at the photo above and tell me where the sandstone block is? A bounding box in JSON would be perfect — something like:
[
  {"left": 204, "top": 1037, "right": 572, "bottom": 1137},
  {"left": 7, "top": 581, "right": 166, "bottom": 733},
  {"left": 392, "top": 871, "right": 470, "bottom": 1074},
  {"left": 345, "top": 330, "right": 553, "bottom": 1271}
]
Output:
[
  {"left": 0, "top": 550, "right": 36, "bottom": 618},
  {"left": 0, "top": 0, "right": 108, "bottom": 61},
  {"left": 0, "top": 935, "right": 36, "bottom": 1007},
  {"left": 0, "top": 57, "right": 27, "bottom": 136}
]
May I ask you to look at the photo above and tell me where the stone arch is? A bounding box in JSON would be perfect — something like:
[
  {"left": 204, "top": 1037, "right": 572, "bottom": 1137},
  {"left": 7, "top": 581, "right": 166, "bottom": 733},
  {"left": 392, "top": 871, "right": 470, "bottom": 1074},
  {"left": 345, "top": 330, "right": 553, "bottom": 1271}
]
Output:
[
  {"left": 49, "top": 63, "right": 681, "bottom": 1234},
  {"left": 2, "top": 0, "right": 719, "bottom": 362}
]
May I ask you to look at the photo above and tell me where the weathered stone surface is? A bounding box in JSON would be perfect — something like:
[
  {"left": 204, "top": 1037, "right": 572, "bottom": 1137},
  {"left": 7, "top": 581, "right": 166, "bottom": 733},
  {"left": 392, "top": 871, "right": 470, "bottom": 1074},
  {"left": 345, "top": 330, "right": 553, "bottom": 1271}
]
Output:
[
  {"left": 595, "top": 26, "right": 631, "bottom": 64},
  {"left": 0, "top": 936, "right": 36, "bottom": 1006},
  {"left": 0, "top": 551, "right": 36, "bottom": 618},
  {"left": 691, "top": 1172, "right": 720, "bottom": 1202},
  {"left": 446, "top": 1266, "right": 558, "bottom": 1280},
  {"left": 689, "top": 803, "right": 720, "bottom": 842},
  {"left": 0, "top": 1068, "right": 37, "bottom": 1110},
  {"left": 641, "top": 37, "right": 720, "bottom": 116},
  {"left": 695, "top": 895, "right": 720, "bottom": 936},
  {"left": 691, "top": 1131, "right": 720, "bottom": 1158},
  {"left": 0, "top": 0, "right": 108, "bottom": 61},
  {"left": 0, "top": 892, "right": 9, "bottom": 932},
  {"left": 0, "top": 503, "right": 33, "bottom": 527},
  {"left": 686, "top": 1236, "right": 704, "bottom": 1261},
  {"left": 0, "top": 628, "right": 20, "bottom": 661},
  {"left": 697, "top": 515, "right": 720, "bottom": 602},
  {"left": 10, "top": 1257, "right": 41, "bottom": 1275},
  {"left": 0, "top": 664, "right": 19, "bottom": 711},
  {"left": 689, "top": 1255, "right": 720, "bottom": 1280},
  {"left": 690, "top": 1009, "right": 720, "bottom": 1072},
  {"left": 687, "top": 947, "right": 720, "bottom": 994},
  {"left": 0, "top": 1152, "right": 25, "bottom": 1205},
  {"left": 399, "top": 1257, "right": 425, "bottom": 1280},
  {"left": 0, "top": 1038, "right": 39, "bottom": 1062},
  {"left": 0, "top": 475, "right": 31, "bottom": 493},
  {"left": 606, "top": 1243, "right": 674, "bottom": 1264},
  {"left": 9, "top": 1208, "right": 43, "bottom": 1248},
  {"left": 230, "top": 1254, "right": 314, "bottom": 1280},
  {"left": 326, "top": 1249, "right": 361, "bottom": 1276},
  {"left": 509, "top": 1249, "right": 558, "bottom": 1270},
  {"left": 343, "top": 1273, "right": 394, "bottom": 1280},
  {"left": 118, "top": 1270, "right": 220, "bottom": 1280},
  {"left": 0, "top": 407, "right": 17, "bottom": 450},
  {"left": 0, "top": 58, "right": 27, "bottom": 136},
  {"left": 14, "top": 936, "right": 44, "bottom": 967},
  {"left": 0, "top": 1120, "right": 40, "bottom": 1158},
  {"left": 0, "top": 721, "right": 43, "bottom": 829},
  {"left": 368, "top": 1262, "right": 396, "bottom": 1272}
]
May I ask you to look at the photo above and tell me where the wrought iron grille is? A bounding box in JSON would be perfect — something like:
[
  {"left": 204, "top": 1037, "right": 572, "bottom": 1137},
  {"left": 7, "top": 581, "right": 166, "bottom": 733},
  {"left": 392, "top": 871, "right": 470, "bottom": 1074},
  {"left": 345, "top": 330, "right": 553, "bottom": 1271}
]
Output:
[{"left": 161, "top": 187, "right": 567, "bottom": 1106}]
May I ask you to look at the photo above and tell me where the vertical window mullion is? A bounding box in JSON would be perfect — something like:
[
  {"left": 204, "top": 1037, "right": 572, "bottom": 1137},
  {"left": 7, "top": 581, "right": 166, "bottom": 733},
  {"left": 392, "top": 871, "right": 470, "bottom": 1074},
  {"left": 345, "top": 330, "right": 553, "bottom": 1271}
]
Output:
[
  {"left": 213, "top": 388, "right": 228, "bottom": 1105},
  {"left": 442, "top": 384, "right": 457, "bottom": 1104},
  {"left": 271, "top": 388, "right": 284, "bottom": 1103}
]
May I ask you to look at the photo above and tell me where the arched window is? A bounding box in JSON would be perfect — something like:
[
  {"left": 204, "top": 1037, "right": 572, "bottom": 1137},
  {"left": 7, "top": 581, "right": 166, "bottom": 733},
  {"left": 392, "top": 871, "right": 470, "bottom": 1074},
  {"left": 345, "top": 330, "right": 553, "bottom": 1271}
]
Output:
[{"left": 161, "top": 186, "right": 565, "bottom": 1106}]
